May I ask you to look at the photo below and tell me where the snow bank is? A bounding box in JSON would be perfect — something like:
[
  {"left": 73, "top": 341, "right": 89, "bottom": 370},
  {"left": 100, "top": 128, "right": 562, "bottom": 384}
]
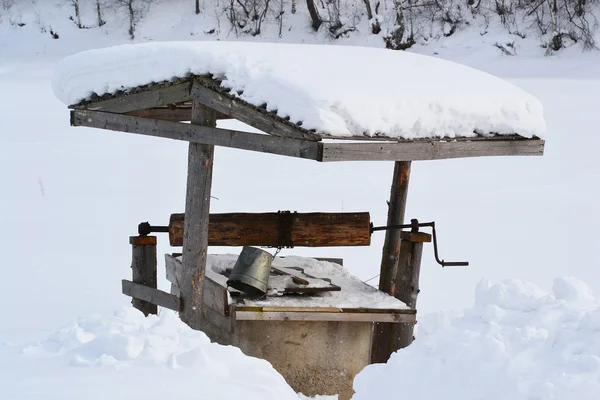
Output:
[
  {"left": 353, "top": 277, "right": 600, "bottom": 400},
  {"left": 0, "top": 307, "right": 299, "bottom": 400},
  {"left": 52, "top": 41, "right": 545, "bottom": 139}
]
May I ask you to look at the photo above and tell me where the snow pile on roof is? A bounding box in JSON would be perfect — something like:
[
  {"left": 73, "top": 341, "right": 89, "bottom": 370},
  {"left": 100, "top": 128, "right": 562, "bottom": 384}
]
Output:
[
  {"left": 0, "top": 307, "right": 299, "bottom": 400},
  {"left": 52, "top": 41, "right": 545, "bottom": 139},
  {"left": 207, "top": 254, "right": 408, "bottom": 309},
  {"left": 353, "top": 277, "right": 600, "bottom": 400}
]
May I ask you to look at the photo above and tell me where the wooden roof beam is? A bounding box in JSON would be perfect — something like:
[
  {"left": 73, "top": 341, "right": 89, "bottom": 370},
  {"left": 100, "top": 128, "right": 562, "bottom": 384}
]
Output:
[
  {"left": 190, "top": 79, "right": 322, "bottom": 141},
  {"left": 70, "top": 109, "right": 321, "bottom": 161},
  {"left": 320, "top": 138, "right": 545, "bottom": 162},
  {"left": 70, "top": 81, "right": 193, "bottom": 113}
]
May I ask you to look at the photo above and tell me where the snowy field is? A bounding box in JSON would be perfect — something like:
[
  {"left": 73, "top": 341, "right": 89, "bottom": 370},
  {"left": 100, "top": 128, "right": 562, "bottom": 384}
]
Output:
[{"left": 1, "top": 14, "right": 600, "bottom": 399}]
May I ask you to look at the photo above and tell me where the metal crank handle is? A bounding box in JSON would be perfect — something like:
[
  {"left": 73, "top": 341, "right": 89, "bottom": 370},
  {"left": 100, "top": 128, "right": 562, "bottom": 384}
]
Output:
[{"left": 440, "top": 261, "right": 469, "bottom": 267}]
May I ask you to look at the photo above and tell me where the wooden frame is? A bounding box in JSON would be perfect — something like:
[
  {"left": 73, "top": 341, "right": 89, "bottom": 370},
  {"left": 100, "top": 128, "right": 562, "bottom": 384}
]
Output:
[
  {"left": 65, "top": 73, "right": 545, "bottom": 358},
  {"left": 71, "top": 108, "right": 544, "bottom": 162},
  {"left": 122, "top": 280, "right": 181, "bottom": 311},
  {"left": 235, "top": 309, "right": 416, "bottom": 323},
  {"left": 68, "top": 76, "right": 545, "bottom": 163}
]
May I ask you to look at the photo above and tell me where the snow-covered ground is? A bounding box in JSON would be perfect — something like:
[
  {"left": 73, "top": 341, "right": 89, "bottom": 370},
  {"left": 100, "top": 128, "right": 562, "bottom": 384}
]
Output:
[
  {"left": 1, "top": 3, "right": 600, "bottom": 398},
  {"left": 354, "top": 277, "right": 600, "bottom": 399}
]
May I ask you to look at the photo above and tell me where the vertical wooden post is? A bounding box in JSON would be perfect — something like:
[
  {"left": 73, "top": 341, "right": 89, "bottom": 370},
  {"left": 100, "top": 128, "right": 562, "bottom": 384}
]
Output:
[
  {"left": 179, "top": 101, "right": 217, "bottom": 330},
  {"left": 388, "top": 234, "right": 425, "bottom": 350},
  {"left": 129, "top": 235, "right": 158, "bottom": 316},
  {"left": 371, "top": 160, "right": 411, "bottom": 363}
]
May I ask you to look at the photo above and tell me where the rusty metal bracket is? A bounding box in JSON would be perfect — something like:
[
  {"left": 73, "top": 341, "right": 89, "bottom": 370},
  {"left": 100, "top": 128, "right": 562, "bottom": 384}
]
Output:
[
  {"left": 276, "top": 210, "right": 296, "bottom": 249},
  {"left": 138, "top": 222, "right": 168, "bottom": 237}
]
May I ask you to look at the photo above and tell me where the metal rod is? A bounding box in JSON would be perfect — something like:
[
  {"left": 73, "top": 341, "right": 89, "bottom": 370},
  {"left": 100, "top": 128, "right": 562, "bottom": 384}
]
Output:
[
  {"left": 138, "top": 222, "right": 169, "bottom": 236},
  {"left": 371, "top": 220, "right": 469, "bottom": 268}
]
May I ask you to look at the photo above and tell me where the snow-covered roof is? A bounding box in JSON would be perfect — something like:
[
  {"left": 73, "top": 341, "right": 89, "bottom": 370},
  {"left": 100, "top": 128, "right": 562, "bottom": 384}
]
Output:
[{"left": 52, "top": 41, "right": 546, "bottom": 140}]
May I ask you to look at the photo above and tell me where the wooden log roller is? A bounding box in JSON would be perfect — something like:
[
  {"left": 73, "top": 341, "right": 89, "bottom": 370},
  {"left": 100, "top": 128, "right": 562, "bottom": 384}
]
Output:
[{"left": 137, "top": 211, "right": 468, "bottom": 267}]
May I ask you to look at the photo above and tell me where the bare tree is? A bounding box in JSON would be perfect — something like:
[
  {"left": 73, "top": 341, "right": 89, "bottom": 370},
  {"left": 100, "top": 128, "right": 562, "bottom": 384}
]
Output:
[
  {"left": 114, "top": 0, "right": 151, "bottom": 39},
  {"left": 72, "top": 0, "right": 82, "bottom": 28},
  {"left": 97, "top": 0, "right": 106, "bottom": 26},
  {"left": 306, "top": 0, "right": 322, "bottom": 30},
  {"left": 225, "top": 0, "right": 272, "bottom": 36},
  {"left": 362, "top": 0, "right": 381, "bottom": 33}
]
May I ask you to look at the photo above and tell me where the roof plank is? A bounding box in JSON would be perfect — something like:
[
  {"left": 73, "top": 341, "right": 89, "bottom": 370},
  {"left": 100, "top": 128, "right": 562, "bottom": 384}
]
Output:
[
  {"left": 71, "top": 81, "right": 193, "bottom": 113},
  {"left": 320, "top": 138, "right": 545, "bottom": 162},
  {"left": 190, "top": 78, "right": 322, "bottom": 142},
  {"left": 71, "top": 109, "right": 321, "bottom": 161}
]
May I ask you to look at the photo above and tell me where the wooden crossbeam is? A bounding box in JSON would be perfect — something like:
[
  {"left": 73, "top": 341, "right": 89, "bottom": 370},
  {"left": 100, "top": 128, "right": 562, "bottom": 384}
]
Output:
[
  {"left": 71, "top": 109, "right": 321, "bottom": 161},
  {"left": 235, "top": 310, "right": 416, "bottom": 323},
  {"left": 321, "top": 138, "right": 544, "bottom": 162},
  {"left": 71, "top": 81, "right": 193, "bottom": 113},
  {"left": 320, "top": 138, "right": 544, "bottom": 162},
  {"left": 125, "top": 107, "right": 232, "bottom": 122},
  {"left": 71, "top": 107, "right": 543, "bottom": 162},
  {"left": 122, "top": 280, "right": 181, "bottom": 311},
  {"left": 190, "top": 79, "right": 321, "bottom": 141}
]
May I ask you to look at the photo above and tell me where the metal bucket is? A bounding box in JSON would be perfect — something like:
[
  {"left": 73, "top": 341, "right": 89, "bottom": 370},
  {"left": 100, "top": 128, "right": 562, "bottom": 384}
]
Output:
[{"left": 227, "top": 246, "right": 273, "bottom": 296}]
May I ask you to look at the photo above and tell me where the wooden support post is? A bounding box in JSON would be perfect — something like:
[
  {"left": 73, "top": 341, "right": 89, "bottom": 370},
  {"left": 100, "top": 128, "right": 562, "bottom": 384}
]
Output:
[
  {"left": 179, "top": 102, "right": 217, "bottom": 330},
  {"left": 371, "top": 161, "right": 411, "bottom": 363},
  {"left": 129, "top": 236, "right": 158, "bottom": 316},
  {"left": 388, "top": 236, "right": 425, "bottom": 350}
]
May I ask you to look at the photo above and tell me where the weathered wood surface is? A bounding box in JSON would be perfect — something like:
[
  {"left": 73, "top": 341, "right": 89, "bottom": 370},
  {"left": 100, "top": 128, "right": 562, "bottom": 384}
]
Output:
[
  {"left": 129, "top": 236, "right": 158, "bottom": 316},
  {"left": 129, "top": 236, "right": 157, "bottom": 246},
  {"left": 320, "top": 138, "right": 545, "bottom": 162},
  {"left": 126, "top": 107, "right": 192, "bottom": 122},
  {"left": 400, "top": 231, "right": 432, "bottom": 243},
  {"left": 179, "top": 103, "right": 216, "bottom": 330},
  {"left": 71, "top": 109, "right": 321, "bottom": 161},
  {"left": 190, "top": 79, "right": 321, "bottom": 141},
  {"left": 122, "top": 280, "right": 181, "bottom": 311},
  {"left": 168, "top": 212, "right": 371, "bottom": 247},
  {"left": 372, "top": 161, "right": 412, "bottom": 364},
  {"left": 235, "top": 306, "right": 414, "bottom": 313},
  {"left": 125, "top": 107, "right": 231, "bottom": 122},
  {"left": 203, "top": 303, "right": 235, "bottom": 333},
  {"left": 203, "top": 275, "right": 230, "bottom": 316},
  {"left": 71, "top": 81, "right": 193, "bottom": 113},
  {"left": 165, "top": 254, "right": 182, "bottom": 286},
  {"left": 235, "top": 310, "right": 416, "bottom": 323}
]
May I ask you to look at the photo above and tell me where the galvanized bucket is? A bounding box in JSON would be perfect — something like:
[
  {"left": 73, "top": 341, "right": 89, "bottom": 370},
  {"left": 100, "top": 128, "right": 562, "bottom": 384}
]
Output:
[{"left": 227, "top": 246, "right": 273, "bottom": 296}]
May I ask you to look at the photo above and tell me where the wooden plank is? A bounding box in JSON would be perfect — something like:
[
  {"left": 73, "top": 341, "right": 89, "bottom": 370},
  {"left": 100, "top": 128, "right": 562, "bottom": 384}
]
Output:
[
  {"left": 372, "top": 161, "right": 411, "bottom": 364},
  {"left": 122, "top": 280, "right": 181, "bottom": 311},
  {"left": 71, "top": 109, "right": 321, "bottom": 161},
  {"left": 270, "top": 266, "right": 310, "bottom": 285},
  {"left": 203, "top": 304, "right": 234, "bottom": 333},
  {"left": 190, "top": 79, "right": 321, "bottom": 141},
  {"left": 235, "top": 310, "right": 416, "bottom": 323},
  {"left": 165, "top": 254, "right": 182, "bottom": 286},
  {"left": 313, "top": 257, "right": 344, "bottom": 266},
  {"left": 126, "top": 107, "right": 192, "bottom": 122},
  {"left": 179, "top": 103, "right": 216, "bottom": 330},
  {"left": 71, "top": 81, "right": 193, "bottom": 113},
  {"left": 400, "top": 231, "right": 432, "bottom": 243},
  {"left": 320, "top": 138, "right": 545, "bottom": 162},
  {"left": 235, "top": 305, "right": 415, "bottom": 314},
  {"left": 168, "top": 212, "right": 371, "bottom": 247},
  {"left": 125, "top": 107, "right": 232, "bottom": 122},
  {"left": 129, "top": 236, "right": 157, "bottom": 316},
  {"left": 130, "top": 236, "right": 157, "bottom": 246},
  {"left": 203, "top": 275, "right": 230, "bottom": 316}
]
